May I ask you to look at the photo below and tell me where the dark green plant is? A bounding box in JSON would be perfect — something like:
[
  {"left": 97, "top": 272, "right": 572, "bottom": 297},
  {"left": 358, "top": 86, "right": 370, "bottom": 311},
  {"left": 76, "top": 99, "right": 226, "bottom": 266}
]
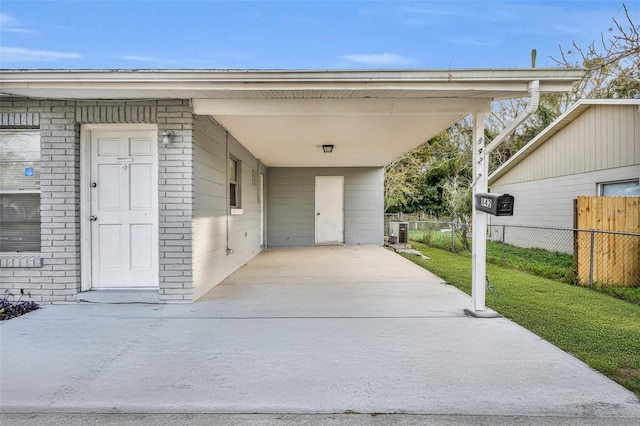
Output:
[{"left": 0, "top": 297, "right": 39, "bottom": 321}]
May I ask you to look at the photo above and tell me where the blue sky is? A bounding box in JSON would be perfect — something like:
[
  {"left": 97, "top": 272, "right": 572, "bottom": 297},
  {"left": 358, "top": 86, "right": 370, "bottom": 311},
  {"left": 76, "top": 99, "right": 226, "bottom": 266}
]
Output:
[{"left": 0, "top": 0, "right": 634, "bottom": 70}]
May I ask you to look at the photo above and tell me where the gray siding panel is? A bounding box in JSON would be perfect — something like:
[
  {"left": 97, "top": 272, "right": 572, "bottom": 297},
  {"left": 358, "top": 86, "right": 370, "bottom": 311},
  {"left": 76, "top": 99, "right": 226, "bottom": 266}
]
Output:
[
  {"left": 192, "top": 116, "right": 267, "bottom": 300},
  {"left": 267, "top": 167, "right": 384, "bottom": 246}
]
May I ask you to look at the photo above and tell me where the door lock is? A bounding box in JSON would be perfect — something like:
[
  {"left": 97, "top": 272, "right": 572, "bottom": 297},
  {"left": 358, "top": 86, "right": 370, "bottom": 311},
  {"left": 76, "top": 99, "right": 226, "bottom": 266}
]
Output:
[
  {"left": 89, "top": 215, "right": 98, "bottom": 221},
  {"left": 90, "top": 182, "right": 97, "bottom": 188}
]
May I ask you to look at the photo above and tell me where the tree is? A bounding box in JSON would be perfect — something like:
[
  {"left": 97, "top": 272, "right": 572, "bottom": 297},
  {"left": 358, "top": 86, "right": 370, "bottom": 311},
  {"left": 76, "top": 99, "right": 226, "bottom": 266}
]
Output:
[
  {"left": 551, "top": 3, "right": 640, "bottom": 99},
  {"left": 384, "top": 142, "right": 430, "bottom": 212},
  {"left": 487, "top": 93, "right": 562, "bottom": 174},
  {"left": 489, "top": 3, "right": 639, "bottom": 171},
  {"left": 384, "top": 125, "right": 472, "bottom": 215},
  {"left": 385, "top": 3, "right": 639, "bottom": 215},
  {"left": 442, "top": 176, "right": 472, "bottom": 250}
]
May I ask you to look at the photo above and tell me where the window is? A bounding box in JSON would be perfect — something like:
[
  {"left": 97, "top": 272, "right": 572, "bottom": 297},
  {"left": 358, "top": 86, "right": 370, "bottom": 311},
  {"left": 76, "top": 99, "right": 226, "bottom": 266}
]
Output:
[
  {"left": 228, "top": 156, "right": 241, "bottom": 208},
  {"left": 599, "top": 179, "right": 640, "bottom": 196},
  {"left": 0, "top": 130, "right": 41, "bottom": 252}
]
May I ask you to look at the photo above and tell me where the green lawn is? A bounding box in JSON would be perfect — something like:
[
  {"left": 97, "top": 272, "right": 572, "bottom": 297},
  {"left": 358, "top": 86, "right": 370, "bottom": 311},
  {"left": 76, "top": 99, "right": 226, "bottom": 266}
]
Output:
[
  {"left": 402, "top": 241, "right": 640, "bottom": 398},
  {"left": 410, "top": 231, "right": 640, "bottom": 305},
  {"left": 409, "top": 229, "right": 574, "bottom": 281},
  {"left": 485, "top": 240, "right": 576, "bottom": 283}
]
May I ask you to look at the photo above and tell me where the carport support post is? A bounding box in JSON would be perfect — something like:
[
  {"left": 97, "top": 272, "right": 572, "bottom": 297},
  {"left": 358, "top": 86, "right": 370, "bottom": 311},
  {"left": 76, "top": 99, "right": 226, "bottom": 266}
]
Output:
[{"left": 470, "top": 112, "right": 488, "bottom": 313}]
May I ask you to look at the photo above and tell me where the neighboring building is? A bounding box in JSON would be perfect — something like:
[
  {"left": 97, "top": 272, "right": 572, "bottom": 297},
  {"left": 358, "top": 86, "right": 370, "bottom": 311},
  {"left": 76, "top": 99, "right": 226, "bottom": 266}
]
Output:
[
  {"left": 0, "top": 69, "right": 581, "bottom": 303},
  {"left": 488, "top": 99, "right": 640, "bottom": 252}
]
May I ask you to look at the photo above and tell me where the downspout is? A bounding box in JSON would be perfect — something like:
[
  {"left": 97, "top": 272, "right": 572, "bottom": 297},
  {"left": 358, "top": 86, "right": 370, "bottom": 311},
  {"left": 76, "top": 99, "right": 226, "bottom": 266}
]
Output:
[
  {"left": 484, "top": 80, "right": 540, "bottom": 155},
  {"left": 225, "top": 131, "right": 234, "bottom": 255}
]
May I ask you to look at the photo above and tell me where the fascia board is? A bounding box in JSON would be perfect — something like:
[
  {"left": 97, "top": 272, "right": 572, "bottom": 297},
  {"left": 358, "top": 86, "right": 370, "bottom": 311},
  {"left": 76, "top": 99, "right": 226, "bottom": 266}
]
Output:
[{"left": 192, "top": 98, "right": 493, "bottom": 116}]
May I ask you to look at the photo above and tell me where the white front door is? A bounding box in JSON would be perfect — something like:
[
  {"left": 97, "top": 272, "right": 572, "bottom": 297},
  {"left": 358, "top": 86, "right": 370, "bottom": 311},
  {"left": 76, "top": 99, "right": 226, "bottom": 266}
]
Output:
[
  {"left": 89, "top": 128, "right": 158, "bottom": 289},
  {"left": 315, "top": 176, "right": 344, "bottom": 244}
]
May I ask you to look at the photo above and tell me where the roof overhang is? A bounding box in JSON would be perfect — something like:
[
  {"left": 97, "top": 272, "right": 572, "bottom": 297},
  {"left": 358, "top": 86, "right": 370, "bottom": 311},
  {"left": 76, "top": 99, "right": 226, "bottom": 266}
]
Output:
[
  {"left": 0, "top": 69, "right": 584, "bottom": 167},
  {"left": 489, "top": 98, "right": 640, "bottom": 184}
]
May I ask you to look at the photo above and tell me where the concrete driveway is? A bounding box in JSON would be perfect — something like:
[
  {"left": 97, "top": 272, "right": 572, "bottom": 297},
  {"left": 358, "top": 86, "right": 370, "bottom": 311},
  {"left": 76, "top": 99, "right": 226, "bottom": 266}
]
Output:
[{"left": 1, "top": 246, "right": 639, "bottom": 425}]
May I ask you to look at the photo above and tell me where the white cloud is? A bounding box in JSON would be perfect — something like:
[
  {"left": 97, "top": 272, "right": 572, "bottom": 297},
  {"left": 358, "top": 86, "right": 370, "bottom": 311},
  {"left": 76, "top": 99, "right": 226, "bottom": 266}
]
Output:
[
  {"left": 448, "top": 36, "right": 502, "bottom": 47},
  {"left": 342, "top": 53, "right": 413, "bottom": 66},
  {"left": 114, "top": 55, "right": 188, "bottom": 67},
  {"left": 0, "top": 13, "right": 34, "bottom": 33},
  {"left": 118, "top": 55, "right": 160, "bottom": 62},
  {"left": 400, "top": 4, "right": 466, "bottom": 18},
  {"left": 0, "top": 13, "right": 17, "bottom": 26},
  {"left": 552, "top": 24, "right": 585, "bottom": 36},
  {"left": 117, "top": 55, "right": 178, "bottom": 63},
  {"left": 0, "top": 47, "right": 81, "bottom": 62}
]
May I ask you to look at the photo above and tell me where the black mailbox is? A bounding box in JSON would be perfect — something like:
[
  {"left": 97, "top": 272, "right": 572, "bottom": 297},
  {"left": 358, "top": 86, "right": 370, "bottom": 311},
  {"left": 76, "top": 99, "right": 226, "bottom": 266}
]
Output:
[{"left": 474, "top": 193, "right": 514, "bottom": 216}]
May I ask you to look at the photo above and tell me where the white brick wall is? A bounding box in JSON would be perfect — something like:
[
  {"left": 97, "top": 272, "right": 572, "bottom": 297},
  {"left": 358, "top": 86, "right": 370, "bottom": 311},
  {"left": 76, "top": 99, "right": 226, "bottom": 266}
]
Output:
[{"left": 0, "top": 99, "right": 194, "bottom": 303}]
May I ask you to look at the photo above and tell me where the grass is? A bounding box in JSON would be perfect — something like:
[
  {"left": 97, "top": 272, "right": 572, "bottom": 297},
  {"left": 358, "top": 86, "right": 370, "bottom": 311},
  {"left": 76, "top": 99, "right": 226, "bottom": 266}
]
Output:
[
  {"left": 409, "top": 231, "right": 640, "bottom": 305},
  {"left": 587, "top": 284, "right": 640, "bottom": 306},
  {"left": 409, "top": 229, "right": 467, "bottom": 252},
  {"left": 402, "top": 241, "right": 640, "bottom": 399},
  {"left": 409, "top": 229, "right": 574, "bottom": 281},
  {"left": 485, "top": 241, "right": 576, "bottom": 284}
]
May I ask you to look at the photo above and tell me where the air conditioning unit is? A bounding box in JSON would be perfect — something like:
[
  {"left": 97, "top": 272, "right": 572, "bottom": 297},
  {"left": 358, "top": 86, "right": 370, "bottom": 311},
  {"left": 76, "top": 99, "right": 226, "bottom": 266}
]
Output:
[{"left": 388, "top": 221, "right": 409, "bottom": 244}]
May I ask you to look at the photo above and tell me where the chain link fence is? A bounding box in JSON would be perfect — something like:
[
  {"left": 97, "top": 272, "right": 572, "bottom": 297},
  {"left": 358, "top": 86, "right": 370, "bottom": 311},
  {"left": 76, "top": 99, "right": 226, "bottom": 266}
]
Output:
[
  {"left": 386, "top": 218, "right": 640, "bottom": 287},
  {"left": 574, "top": 228, "right": 640, "bottom": 287}
]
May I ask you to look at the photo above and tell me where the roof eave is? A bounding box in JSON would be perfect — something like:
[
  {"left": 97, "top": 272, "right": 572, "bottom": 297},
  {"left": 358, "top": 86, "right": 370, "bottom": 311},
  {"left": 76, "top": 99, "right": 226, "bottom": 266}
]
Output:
[
  {"left": 488, "top": 98, "right": 640, "bottom": 184},
  {"left": 0, "top": 68, "right": 584, "bottom": 87}
]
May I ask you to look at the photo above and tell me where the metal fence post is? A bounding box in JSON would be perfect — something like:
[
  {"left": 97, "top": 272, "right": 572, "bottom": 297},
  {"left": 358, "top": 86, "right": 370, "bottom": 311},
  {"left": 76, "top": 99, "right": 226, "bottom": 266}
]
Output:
[
  {"left": 589, "top": 230, "right": 595, "bottom": 285},
  {"left": 501, "top": 225, "right": 506, "bottom": 266},
  {"left": 451, "top": 224, "right": 455, "bottom": 252}
]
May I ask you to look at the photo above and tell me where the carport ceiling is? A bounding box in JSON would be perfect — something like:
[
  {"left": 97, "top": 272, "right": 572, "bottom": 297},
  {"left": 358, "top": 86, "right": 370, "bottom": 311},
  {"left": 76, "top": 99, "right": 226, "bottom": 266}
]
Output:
[
  {"left": 0, "top": 69, "right": 584, "bottom": 167},
  {"left": 193, "top": 98, "right": 488, "bottom": 167}
]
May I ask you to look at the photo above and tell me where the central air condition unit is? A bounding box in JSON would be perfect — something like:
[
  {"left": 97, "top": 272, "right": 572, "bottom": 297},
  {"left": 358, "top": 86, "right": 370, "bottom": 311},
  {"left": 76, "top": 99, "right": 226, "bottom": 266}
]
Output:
[{"left": 388, "top": 221, "right": 409, "bottom": 244}]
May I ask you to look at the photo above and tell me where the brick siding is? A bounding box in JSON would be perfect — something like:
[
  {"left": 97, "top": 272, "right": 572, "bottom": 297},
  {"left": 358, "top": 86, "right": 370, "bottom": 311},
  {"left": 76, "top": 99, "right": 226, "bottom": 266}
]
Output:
[{"left": 0, "top": 99, "right": 194, "bottom": 303}]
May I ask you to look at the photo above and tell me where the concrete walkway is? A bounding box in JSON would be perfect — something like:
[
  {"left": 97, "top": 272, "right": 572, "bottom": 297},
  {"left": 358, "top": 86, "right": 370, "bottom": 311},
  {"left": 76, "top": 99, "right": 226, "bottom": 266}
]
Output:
[{"left": 1, "top": 246, "right": 639, "bottom": 425}]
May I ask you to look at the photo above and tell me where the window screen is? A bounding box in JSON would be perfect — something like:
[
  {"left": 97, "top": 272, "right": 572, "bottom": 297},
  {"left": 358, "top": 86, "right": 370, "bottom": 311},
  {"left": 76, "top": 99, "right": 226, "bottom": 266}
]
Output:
[
  {"left": 601, "top": 180, "right": 640, "bottom": 196},
  {"left": 229, "top": 157, "right": 240, "bottom": 207},
  {"left": 0, "top": 130, "right": 41, "bottom": 252}
]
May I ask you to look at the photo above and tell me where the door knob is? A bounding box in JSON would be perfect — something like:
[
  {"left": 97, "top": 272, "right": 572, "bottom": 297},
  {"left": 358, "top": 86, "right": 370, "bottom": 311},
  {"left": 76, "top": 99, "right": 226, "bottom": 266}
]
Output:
[{"left": 89, "top": 215, "right": 98, "bottom": 221}]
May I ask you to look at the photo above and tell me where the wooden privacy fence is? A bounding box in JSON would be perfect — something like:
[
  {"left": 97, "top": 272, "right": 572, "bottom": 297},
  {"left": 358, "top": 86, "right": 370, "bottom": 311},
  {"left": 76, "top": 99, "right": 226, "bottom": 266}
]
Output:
[{"left": 576, "top": 196, "right": 640, "bottom": 287}]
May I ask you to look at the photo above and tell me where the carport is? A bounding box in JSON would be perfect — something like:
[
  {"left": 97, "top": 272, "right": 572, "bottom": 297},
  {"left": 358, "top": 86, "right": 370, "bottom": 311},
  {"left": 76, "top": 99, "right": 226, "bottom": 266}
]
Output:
[
  {"left": 0, "top": 68, "right": 583, "bottom": 306},
  {"left": 188, "top": 69, "right": 585, "bottom": 312}
]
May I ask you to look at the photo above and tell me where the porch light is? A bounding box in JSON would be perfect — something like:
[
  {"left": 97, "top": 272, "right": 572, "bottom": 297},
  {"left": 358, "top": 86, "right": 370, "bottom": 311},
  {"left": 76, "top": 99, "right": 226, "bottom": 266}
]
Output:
[
  {"left": 161, "top": 130, "right": 174, "bottom": 144},
  {"left": 322, "top": 144, "right": 334, "bottom": 153}
]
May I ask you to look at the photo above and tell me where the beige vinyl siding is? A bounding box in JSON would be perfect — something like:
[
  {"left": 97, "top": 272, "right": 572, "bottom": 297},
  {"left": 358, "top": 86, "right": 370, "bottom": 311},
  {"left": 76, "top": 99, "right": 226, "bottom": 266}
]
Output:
[
  {"left": 491, "top": 165, "right": 639, "bottom": 226},
  {"left": 489, "top": 165, "right": 639, "bottom": 253},
  {"left": 492, "top": 104, "right": 640, "bottom": 187},
  {"left": 489, "top": 103, "right": 639, "bottom": 254}
]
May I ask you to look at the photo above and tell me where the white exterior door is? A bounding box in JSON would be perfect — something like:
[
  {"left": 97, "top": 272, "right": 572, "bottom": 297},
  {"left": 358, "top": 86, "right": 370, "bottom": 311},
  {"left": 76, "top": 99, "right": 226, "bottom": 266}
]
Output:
[
  {"left": 89, "top": 128, "right": 158, "bottom": 289},
  {"left": 315, "top": 176, "right": 344, "bottom": 244}
]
